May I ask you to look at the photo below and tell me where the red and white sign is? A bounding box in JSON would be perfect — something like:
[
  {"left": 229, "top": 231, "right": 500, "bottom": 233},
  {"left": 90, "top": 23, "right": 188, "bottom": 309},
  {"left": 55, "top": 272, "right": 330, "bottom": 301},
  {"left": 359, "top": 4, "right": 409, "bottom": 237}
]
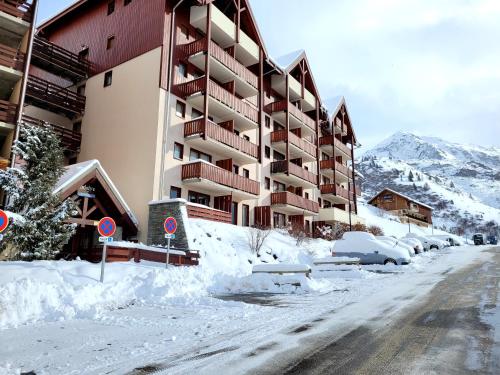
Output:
[
  {"left": 98, "top": 217, "right": 116, "bottom": 238},
  {"left": 0, "top": 210, "right": 8, "bottom": 233}
]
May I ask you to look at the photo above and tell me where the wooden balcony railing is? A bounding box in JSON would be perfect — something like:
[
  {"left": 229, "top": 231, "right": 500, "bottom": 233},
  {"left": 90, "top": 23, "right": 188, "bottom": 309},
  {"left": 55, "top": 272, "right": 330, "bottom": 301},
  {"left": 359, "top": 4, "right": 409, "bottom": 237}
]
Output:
[
  {"left": 0, "top": 43, "right": 24, "bottom": 71},
  {"left": 351, "top": 183, "right": 361, "bottom": 196},
  {"left": 22, "top": 116, "right": 82, "bottom": 153},
  {"left": 319, "top": 159, "right": 350, "bottom": 177},
  {"left": 0, "top": 157, "right": 9, "bottom": 170},
  {"left": 320, "top": 184, "right": 352, "bottom": 201},
  {"left": 266, "top": 100, "right": 316, "bottom": 132},
  {"left": 0, "top": 0, "right": 33, "bottom": 22},
  {"left": 319, "top": 135, "right": 352, "bottom": 156},
  {"left": 271, "top": 191, "right": 319, "bottom": 213},
  {"left": 175, "top": 77, "right": 259, "bottom": 124},
  {"left": 184, "top": 119, "right": 259, "bottom": 159},
  {"left": 179, "top": 38, "right": 258, "bottom": 89},
  {"left": 0, "top": 99, "right": 17, "bottom": 124},
  {"left": 271, "top": 160, "right": 317, "bottom": 185},
  {"left": 271, "top": 130, "right": 317, "bottom": 158},
  {"left": 182, "top": 161, "right": 260, "bottom": 195},
  {"left": 186, "top": 203, "right": 232, "bottom": 224},
  {"left": 26, "top": 75, "right": 86, "bottom": 116}
]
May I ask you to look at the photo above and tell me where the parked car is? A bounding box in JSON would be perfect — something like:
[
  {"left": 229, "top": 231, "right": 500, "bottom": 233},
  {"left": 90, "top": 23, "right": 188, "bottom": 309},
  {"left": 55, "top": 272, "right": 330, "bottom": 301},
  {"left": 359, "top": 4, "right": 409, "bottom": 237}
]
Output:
[
  {"left": 486, "top": 235, "right": 498, "bottom": 245},
  {"left": 333, "top": 232, "right": 412, "bottom": 265},
  {"left": 429, "top": 236, "right": 452, "bottom": 247},
  {"left": 472, "top": 233, "right": 484, "bottom": 245},
  {"left": 399, "top": 237, "right": 424, "bottom": 254},
  {"left": 404, "top": 233, "right": 445, "bottom": 251},
  {"left": 376, "top": 236, "right": 416, "bottom": 256}
]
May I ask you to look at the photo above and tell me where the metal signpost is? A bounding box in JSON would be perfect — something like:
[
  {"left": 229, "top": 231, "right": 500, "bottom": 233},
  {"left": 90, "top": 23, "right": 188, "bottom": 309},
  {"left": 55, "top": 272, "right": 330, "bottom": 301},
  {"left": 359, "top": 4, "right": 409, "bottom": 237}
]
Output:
[
  {"left": 98, "top": 217, "right": 116, "bottom": 282},
  {"left": 0, "top": 209, "right": 9, "bottom": 242},
  {"left": 164, "top": 217, "right": 177, "bottom": 268}
]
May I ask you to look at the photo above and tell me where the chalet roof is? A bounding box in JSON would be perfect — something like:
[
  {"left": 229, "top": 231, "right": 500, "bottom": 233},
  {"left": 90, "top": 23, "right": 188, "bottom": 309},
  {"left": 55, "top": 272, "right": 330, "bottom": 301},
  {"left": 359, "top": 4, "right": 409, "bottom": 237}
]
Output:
[
  {"left": 368, "top": 188, "right": 433, "bottom": 210},
  {"left": 273, "top": 49, "right": 305, "bottom": 71},
  {"left": 323, "top": 95, "right": 359, "bottom": 146}
]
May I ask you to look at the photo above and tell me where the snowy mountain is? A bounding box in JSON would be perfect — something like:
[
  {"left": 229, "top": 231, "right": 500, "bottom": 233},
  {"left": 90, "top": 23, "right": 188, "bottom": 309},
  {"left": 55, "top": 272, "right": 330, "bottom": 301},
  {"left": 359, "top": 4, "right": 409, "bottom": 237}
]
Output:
[{"left": 357, "top": 132, "right": 500, "bottom": 234}]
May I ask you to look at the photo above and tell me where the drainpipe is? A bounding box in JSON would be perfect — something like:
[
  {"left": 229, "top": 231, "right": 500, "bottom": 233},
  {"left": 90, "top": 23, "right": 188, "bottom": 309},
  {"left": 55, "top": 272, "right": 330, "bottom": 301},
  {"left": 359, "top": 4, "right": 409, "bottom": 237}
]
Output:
[
  {"left": 158, "top": 0, "right": 186, "bottom": 200},
  {"left": 11, "top": 0, "right": 38, "bottom": 168}
]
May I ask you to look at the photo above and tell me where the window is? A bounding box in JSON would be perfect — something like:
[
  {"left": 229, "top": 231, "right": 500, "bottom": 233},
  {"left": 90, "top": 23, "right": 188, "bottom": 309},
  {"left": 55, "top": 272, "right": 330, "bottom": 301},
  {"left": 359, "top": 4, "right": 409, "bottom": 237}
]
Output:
[
  {"left": 180, "top": 25, "right": 189, "bottom": 40},
  {"left": 77, "top": 84, "right": 86, "bottom": 96},
  {"left": 104, "top": 71, "right": 113, "bottom": 87},
  {"left": 322, "top": 176, "right": 330, "bottom": 184},
  {"left": 189, "top": 148, "right": 211, "bottom": 163},
  {"left": 383, "top": 194, "right": 393, "bottom": 201},
  {"left": 178, "top": 63, "right": 187, "bottom": 78},
  {"left": 318, "top": 198, "right": 322, "bottom": 207},
  {"left": 305, "top": 220, "right": 310, "bottom": 233},
  {"left": 72, "top": 121, "right": 82, "bottom": 133},
  {"left": 322, "top": 152, "right": 329, "bottom": 160},
  {"left": 191, "top": 108, "right": 202, "bottom": 119},
  {"left": 273, "top": 212, "right": 286, "bottom": 228},
  {"left": 106, "top": 35, "right": 115, "bottom": 50},
  {"left": 233, "top": 129, "right": 240, "bottom": 136},
  {"left": 324, "top": 201, "right": 332, "bottom": 208},
  {"left": 124, "top": 0, "right": 132, "bottom": 5},
  {"left": 273, "top": 181, "right": 285, "bottom": 192},
  {"left": 265, "top": 177, "right": 270, "bottom": 190},
  {"left": 233, "top": 164, "right": 239, "bottom": 175},
  {"left": 173, "top": 142, "right": 184, "bottom": 160},
  {"left": 170, "top": 186, "right": 181, "bottom": 199},
  {"left": 107, "top": 1, "right": 115, "bottom": 15},
  {"left": 305, "top": 192, "right": 309, "bottom": 200},
  {"left": 231, "top": 202, "right": 238, "bottom": 225},
  {"left": 243, "top": 168, "right": 249, "bottom": 178},
  {"left": 78, "top": 47, "right": 89, "bottom": 60},
  {"left": 175, "top": 100, "right": 185, "bottom": 118},
  {"left": 188, "top": 191, "right": 210, "bottom": 206},
  {"left": 273, "top": 150, "right": 285, "bottom": 161},
  {"left": 265, "top": 115, "right": 271, "bottom": 129},
  {"left": 265, "top": 146, "right": 270, "bottom": 159},
  {"left": 243, "top": 135, "right": 250, "bottom": 142},
  {"left": 242, "top": 204, "right": 250, "bottom": 227}
]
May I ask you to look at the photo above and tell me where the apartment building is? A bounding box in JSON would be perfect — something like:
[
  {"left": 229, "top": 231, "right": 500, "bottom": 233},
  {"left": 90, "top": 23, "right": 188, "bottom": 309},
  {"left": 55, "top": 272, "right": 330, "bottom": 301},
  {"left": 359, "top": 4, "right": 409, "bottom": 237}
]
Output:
[{"left": 2, "top": 0, "right": 364, "bottom": 247}]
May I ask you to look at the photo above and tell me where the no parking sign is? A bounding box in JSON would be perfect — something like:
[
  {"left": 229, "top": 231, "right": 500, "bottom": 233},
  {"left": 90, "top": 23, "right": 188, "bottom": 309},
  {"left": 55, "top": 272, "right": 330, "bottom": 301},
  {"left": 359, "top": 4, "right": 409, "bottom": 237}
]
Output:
[
  {"left": 0, "top": 209, "right": 8, "bottom": 241},
  {"left": 164, "top": 217, "right": 177, "bottom": 268}
]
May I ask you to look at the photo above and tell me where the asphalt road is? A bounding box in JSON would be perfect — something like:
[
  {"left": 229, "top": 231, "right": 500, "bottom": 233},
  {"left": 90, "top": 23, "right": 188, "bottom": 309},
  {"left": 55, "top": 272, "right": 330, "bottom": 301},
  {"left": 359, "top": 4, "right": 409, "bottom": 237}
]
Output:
[{"left": 257, "top": 247, "right": 500, "bottom": 375}]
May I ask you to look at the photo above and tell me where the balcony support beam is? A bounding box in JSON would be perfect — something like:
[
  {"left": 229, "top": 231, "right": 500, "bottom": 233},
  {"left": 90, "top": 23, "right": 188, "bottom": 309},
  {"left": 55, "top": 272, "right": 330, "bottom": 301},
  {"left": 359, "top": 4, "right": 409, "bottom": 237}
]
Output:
[
  {"left": 351, "top": 133, "right": 358, "bottom": 214},
  {"left": 258, "top": 47, "right": 263, "bottom": 163},
  {"left": 203, "top": 3, "right": 212, "bottom": 141},
  {"left": 315, "top": 97, "right": 320, "bottom": 187},
  {"left": 285, "top": 74, "right": 290, "bottom": 176}
]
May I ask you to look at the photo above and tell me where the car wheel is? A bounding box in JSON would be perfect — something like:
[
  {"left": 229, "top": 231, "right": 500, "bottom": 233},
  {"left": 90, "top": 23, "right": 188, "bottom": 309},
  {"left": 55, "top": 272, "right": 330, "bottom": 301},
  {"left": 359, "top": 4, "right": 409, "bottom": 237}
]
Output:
[
  {"left": 384, "top": 258, "right": 397, "bottom": 265},
  {"left": 430, "top": 245, "right": 438, "bottom": 250}
]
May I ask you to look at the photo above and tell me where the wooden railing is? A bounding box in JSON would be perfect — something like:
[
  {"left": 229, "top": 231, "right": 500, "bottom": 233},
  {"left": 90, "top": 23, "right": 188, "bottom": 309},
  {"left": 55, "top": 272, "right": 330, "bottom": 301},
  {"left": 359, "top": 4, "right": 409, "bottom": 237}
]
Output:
[
  {"left": 22, "top": 116, "right": 82, "bottom": 152},
  {"left": 182, "top": 161, "right": 260, "bottom": 195},
  {"left": 184, "top": 119, "right": 259, "bottom": 159},
  {"left": 271, "top": 191, "right": 319, "bottom": 213},
  {"left": 186, "top": 203, "right": 232, "bottom": 224},
  {"left": 271, "top": 130, "right": 317, "bottom": 158},
  {"left": 0, "top": 157, "right": 9, "bottom": 170},
  {"left": 32, "top": 36, "right": 92, "bottom": 78},
  {"left": 271, "top": 160, "right": 317, "bottom": 185},
  {"left": 0, "top": 99, "right": 17, "bottom": 124},
  {"left": 266, "top": 100, "right": 316, "bottom": 132},
  {"left": 0, "top": 43, "right": 24, "bottom": 71},
  {"left": 319, "top": 135, "right": 352, "bottom": 156},
  {"left": 0, "top": 0, "right": 33, "bottom": 22},
  {"left": 319, "top": 159, "right": 350, "bottom": 177},
  {"left": 320, "top": 184, "right": 351, "bottom": 200},
  {"left": 26, "top": 75, "right": 86, "bottom": 116}
]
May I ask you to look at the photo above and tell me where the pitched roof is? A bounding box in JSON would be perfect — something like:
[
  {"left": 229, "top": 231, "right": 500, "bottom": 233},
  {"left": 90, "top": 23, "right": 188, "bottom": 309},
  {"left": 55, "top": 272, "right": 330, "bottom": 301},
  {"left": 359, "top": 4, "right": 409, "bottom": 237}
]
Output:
[
  {"left": 273, "top": 49, "right": 305, "bottom": 71},
  {"left": 368, "top": 188, "right": 433, "bottom": 210},
  {"left": 323, "top": 96, "right": 359, "bottom": 145}
]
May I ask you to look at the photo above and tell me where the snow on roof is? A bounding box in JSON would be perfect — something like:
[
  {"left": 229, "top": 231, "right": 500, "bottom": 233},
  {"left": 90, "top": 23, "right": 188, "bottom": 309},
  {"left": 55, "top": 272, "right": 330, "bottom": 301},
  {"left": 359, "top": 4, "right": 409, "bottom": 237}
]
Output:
[
  {"left": 369, "top": 188, "right": 433, "bottom": 210},
  {"left": 323, "top": 96, "right": 344, "bottom": 116},
  {"left": 273, "top": 49, "right": 305, "bottom": 71},
  {"left": 53, "top": 160, "right": 139, "bottom": 226}
]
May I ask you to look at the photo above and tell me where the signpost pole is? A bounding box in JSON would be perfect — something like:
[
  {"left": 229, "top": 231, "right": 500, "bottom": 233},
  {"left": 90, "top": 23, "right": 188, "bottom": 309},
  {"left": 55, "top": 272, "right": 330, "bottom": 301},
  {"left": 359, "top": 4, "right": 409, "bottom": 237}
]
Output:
[
  {"left": 100, "top": 243, "right": 107, "bottom": 283},
  {"left": 166, "top": 237, "right": 171, "bottom": 269}
]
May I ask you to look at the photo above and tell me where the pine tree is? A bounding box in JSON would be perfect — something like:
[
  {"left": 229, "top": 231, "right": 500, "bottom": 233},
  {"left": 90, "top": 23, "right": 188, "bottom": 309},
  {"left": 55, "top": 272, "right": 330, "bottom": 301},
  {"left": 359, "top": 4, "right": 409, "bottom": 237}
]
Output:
[
  {"left": 408, "top": 170, "right": 414, "bottom": 182},
  {"left": 0, "top": 124, "right": 75, "bottom": 260},
  {"left": 413, "top": 183, "right": 417, "bottom": 190},
  {"left": 450, "top": 181, "right": 455, "bottom": 188},
  {"left": 423, "top": 182, "right": 430, "bottom": 191},
  {"left": 417, "top": 173, "right": 421, "bottom": 181}
]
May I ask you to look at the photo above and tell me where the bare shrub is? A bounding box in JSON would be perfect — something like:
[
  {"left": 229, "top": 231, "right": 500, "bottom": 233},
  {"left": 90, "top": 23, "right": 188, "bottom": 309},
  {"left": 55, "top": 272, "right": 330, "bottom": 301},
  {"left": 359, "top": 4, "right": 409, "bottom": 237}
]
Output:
[
  {"left": 247, "top": 226, "right": 272, "bottom": 256},
  {"left": 367, "top": 225, "right": 384, "bottom": 236},
  {"left": 316, "top": 223, "right": 349, "bottom": 241},
  {"left": 288, "top": 223, "right": 309, "bottom": 246},
  {"left": 352, "top": 223, "right": 368, "bottom": 232}
]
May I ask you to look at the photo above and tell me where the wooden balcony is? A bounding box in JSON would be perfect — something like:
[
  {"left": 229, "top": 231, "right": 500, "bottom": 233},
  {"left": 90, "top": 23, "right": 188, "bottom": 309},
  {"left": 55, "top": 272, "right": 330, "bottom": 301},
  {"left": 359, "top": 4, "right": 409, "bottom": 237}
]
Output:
[
  {"left": 320, "top": 184, "right": 353, "bottom": 203},
  {"left": 0, "top": 156, "right": 9, "bottom": 170},
  {"left": 182, "top": 161, "right": 259, "bottom": 197},
  {"left": 175, "top": 77, "right": 258, "bottom": 130},
  {"left": 21, "top": 116, "right": 82, "bottom": 153},
  {"left": 271, "top": 129, "right": 317, "bottom": 162},
  {"left": 31, "top": 36, "right": 92, "bottom": 83},
  {"left": 0, "top": 0, "right": 33, "bottom": 23},
  {"left": 186, "top": 203, "right": 231, "bottom": 224},
  {"left": 184, "top": 118, "right": 258, "bottom": 163},
  {"left": 319, "top": 135, "right": 352, "bottom": 158},
  {"left": 271, "top": 191, "right": 319, "bottom": 214},
  {"left": 26, "top": 75, "right": 86, "bottom": 118},
  {"left": 266, "top": 100, "right": 316, "bottom": 137},
  {"left": 0, "top": 99, "right": 16, "bottom": 124},
  {"left": 320, "top": 159, "right": 351, "bottom": 181},
  {"left": 271, "top": 160, "right": 317, "bottom": 188},
  {"left": 0, "top": 42, "right": 24, "bottom": 71}
]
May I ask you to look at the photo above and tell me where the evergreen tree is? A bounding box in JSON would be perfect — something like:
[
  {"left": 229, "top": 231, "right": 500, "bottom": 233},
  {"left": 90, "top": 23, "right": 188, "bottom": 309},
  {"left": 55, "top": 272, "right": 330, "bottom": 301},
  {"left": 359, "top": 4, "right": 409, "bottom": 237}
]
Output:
[
  {"left": 408, "top": 170, "right": 414, "bottom": 182},
  {"left": 417, "top": 173, "right": 421, "bottom": 181},
  {"left": 450, "top": 181, "right": 455, "bottom": 188},
  {"left": 423, "top": 182, "right": 430, "bottom": 191},
  {"left": 413, "top": 183, "right": 417, "bottom": 190},
  {"left": 0, "top": 124, "right": 75, "bottom": 260}
]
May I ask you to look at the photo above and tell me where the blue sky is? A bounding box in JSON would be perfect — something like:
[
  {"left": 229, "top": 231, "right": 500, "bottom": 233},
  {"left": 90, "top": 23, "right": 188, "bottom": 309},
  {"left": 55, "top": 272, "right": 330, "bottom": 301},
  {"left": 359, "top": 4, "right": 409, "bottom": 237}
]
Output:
[{"left": 38, "top": 0, "right": 500, "bottom": 149}]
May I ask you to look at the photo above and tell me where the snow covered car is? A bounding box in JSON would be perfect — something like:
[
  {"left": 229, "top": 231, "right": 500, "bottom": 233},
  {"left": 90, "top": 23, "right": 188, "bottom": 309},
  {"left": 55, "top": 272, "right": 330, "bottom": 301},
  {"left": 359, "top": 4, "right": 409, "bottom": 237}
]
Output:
[
  {"left": 333, "top": 232, "right": 412, "bottom": 265},
  {"left": 404, "top": 233, "right": 444, "bottom": 250},
  {"left": 376, "top": 236, "right": 416, "bottom": 257},
  {"left": 399, "top": 237, "right": 424, "bottom": 254},
  {"left": 429, "top": 235, "right": 460, "bottom": 246}
]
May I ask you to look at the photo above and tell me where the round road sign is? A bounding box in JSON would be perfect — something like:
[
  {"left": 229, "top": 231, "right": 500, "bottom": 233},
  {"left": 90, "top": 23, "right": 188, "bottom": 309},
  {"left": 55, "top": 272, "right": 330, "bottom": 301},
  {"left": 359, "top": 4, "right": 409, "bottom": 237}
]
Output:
[
  {"left": 164, "top": 217, "right": 177, "bottom": 234},
  {"left": 98, "top": 217, "right": 116, "bottom": 237},
  {"left": 0, "top": 210, "right": 8, "bottom": 233}
]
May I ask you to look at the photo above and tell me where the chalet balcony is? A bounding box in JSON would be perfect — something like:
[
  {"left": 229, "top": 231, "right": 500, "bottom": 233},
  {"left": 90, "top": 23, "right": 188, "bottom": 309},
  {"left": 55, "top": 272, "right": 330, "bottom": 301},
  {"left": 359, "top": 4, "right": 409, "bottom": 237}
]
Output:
[
  {"left": 271, "top": 160, "right": 317, "bottom": 188},
  {"left": 319, "top": 159, "right": 351, "bottom": 182},
  {"left": 333, "top": 117, "right": 347, "bottom": 136},
  {"left": 319, "top": 134, "right": 352, "bottom": 159},
  {"left": 271, "top": 74, "right": 316, "bottom": 112},
  {"left": 26, "top": 75, "right": 86, "bottom": 118},
  {"left": 267, "top": 99, "right": 316, "bottom": 138},
  {"left": 179, "top": 37, "right": 258, "bottom": 98},
  {"left": 271, "top": 129, "right": 317, "bottom": 162},
  {"left": 320, "top": 184, "right": 353, "bottom": 204},
  {"left": 182, "top": 161, "right": 260, "bottom": 199},
  {"left": 175, "top": 77, "right": 258, "bottom": 131},
  {"left": 0, "top": 99, "right": 16, "bottom": 125},
  {"left": 21, "top": 116, "right": 82, "bottom": 153},
  {"left": 184, "top": 118, "right": 258, "bottom": 164},
  {"left": 0, "top": 0, "right": 33, "bottom": 23},
  {"left": 271, "top": 191, "right": 319, "bottom": 215},
  {"left": 190, "top": 4, "right": 259, "bottom": 67},
  {"left": 0, "top": 42, "right": 24, "bottom": 71},
  {"left": 318, "top": 207, "right": 365, "bottom": 226},
  {"left": 0, "top": 156, "right": 8, "bottom": 170},
  {"left": 31, "top": 36, "right": 92, "bottom": 83}
]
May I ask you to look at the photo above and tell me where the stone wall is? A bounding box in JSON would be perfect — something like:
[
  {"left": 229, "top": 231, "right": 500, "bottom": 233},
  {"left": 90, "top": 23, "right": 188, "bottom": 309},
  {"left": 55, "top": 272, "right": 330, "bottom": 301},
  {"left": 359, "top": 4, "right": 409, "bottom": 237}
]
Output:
[{"left": 147, "top": 199, "right": 190, "bottom": 250}]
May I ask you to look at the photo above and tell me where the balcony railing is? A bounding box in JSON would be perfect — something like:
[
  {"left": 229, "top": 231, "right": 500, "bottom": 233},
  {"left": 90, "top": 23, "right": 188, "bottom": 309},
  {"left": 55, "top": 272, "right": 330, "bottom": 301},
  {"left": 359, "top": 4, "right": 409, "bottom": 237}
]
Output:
[
  {"left": 0, "top": 0, "right": 33, "bottom": 22},
  {"left": 175, "top": 77, "right": 258, "bottom": 124},
  {"left": 0, "top": 43, "right": 24, "bottom": 71},
  {"left": 26, "top": 75, "right": 86, "bottom": 116},
  {"left": 320, "top": 184, "right": 352, "bottom": 201},
  {"left": 271, "top": 130, "right": 317, "bottom": 158},
  {"left": 271, "top": 160, "right": 317, "bottom": 185},
  {"left": 0, "top": 99, "right": 17, "bottom": 124},
  {"left": 319, "top": 135, "right": 352, "bottom": 156},
  {"left": 0, "top": 157, "right": 9, "bottom": 170},
  {"left": 271, "top": 191, "right": 319, "bottom": 214},
  {"left": 266, "top": 100, "right": 316, "bottom": 132},
  {"left": 319, "top": 159, "right": 350, "bottom": 177},
  {"left": 179, "top": 38, "right": 258, "bottom": 89},
  {"left": 21, "top": 116, "right": 82, "bottom": 153},
  {"left": 182, "top": 161, "right": 259, "bottom": 195},
  {"left": 184, "top": 119, "right": 259, "bottom": 159},
  {"left": 186, "top": 203, "right": 232, "bottom": 224}
]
